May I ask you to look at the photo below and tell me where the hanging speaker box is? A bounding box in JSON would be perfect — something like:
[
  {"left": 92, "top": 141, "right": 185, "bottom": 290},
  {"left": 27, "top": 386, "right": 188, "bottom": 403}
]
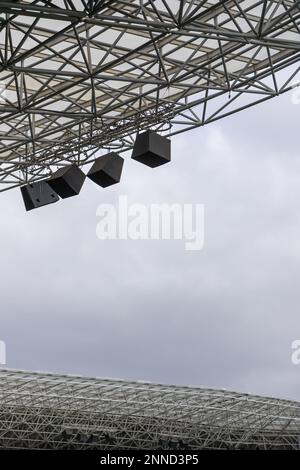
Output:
[
  {"left": 87, "top": 152, "right": 124, "bottom": 188},
  {"left": 21, "top": 181, "right": 59, "bottom": 211},
  {"left": 131, "top": 130, "right": 171, "bottom": 168},
  {"left": 47, "top": 164, "right": 86, "bottom": 199}
]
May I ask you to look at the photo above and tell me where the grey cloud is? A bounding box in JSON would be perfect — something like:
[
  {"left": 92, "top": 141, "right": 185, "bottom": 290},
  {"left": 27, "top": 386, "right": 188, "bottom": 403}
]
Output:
[{"left": 0, "top": 91, "right": 300, "bottom": 401}]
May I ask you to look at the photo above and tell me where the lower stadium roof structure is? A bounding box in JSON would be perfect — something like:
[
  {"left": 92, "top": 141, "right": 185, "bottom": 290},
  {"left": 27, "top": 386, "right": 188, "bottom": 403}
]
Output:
[
  {"left": 0, "top": 368, "right": 299, "bottom": 449},
  {"left": 0, "top": 0, "right": 299, "bottom": 191}
]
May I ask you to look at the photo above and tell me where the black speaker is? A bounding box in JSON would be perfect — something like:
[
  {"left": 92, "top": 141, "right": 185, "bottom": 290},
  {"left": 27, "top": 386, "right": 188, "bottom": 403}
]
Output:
[
  {"left": 87, "top": 152, "right": 124, "bottom": 188},
  {"left": 47, "top": 164, "right": 86, "bottom": 198},
  {"left": 21, "top": 181, "right": 59, "bottom": 211},
  {"left": 131, "top": 130, "right": 171, "bottom": 168}
]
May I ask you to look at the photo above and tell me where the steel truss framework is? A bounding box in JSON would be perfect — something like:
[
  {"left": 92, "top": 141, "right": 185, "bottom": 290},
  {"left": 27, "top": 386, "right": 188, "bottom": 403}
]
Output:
[
  {"left": 0, "top": 0, "right": 299, "bottom": 191},
  {"left": 0, "top": 368, "right": 299, "bottom": 449}
]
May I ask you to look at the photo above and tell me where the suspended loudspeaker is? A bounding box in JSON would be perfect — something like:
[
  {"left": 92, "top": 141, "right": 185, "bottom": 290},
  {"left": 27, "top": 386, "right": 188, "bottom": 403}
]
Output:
[
  {"left": 47, "top": 164, "right": 86, "bottom": 198},
  {"left": 87, "top": 152, "right": 124, "bottom": 188},
  {"left": 131, "top": 130, "right": 171, "bottom": 168},
  {"left": 21, "top": 181, "right": 59, "bottom": 211}
]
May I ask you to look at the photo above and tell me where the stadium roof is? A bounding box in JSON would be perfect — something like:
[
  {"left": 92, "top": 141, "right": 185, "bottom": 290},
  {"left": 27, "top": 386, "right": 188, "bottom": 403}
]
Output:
[
  {"left": 0, "top": 368, "right": 299, "bottom": 449},
  {"left": 0, "top": 0, "right": 299, "bottom": 191}
]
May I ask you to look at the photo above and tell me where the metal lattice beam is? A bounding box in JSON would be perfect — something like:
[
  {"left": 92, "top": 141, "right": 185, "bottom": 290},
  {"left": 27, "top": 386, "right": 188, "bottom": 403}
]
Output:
[
  {"left": 0, "top": 368, "right": 299, "bottom": 449},
  {"left": 0, "top": 0, "right": 299, "bottom": 191}
]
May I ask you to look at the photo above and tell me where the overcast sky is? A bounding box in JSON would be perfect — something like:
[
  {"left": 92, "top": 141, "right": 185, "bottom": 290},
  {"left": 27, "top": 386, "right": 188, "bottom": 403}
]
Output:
[{"left": 0, "top": 90, "right": 300, "bottom": 401}]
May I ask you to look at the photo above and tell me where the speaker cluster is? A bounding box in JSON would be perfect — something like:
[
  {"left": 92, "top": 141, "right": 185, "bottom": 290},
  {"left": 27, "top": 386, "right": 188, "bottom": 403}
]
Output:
[{"left": 20, "top": 130, "right": 171, "bottom": 211}]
